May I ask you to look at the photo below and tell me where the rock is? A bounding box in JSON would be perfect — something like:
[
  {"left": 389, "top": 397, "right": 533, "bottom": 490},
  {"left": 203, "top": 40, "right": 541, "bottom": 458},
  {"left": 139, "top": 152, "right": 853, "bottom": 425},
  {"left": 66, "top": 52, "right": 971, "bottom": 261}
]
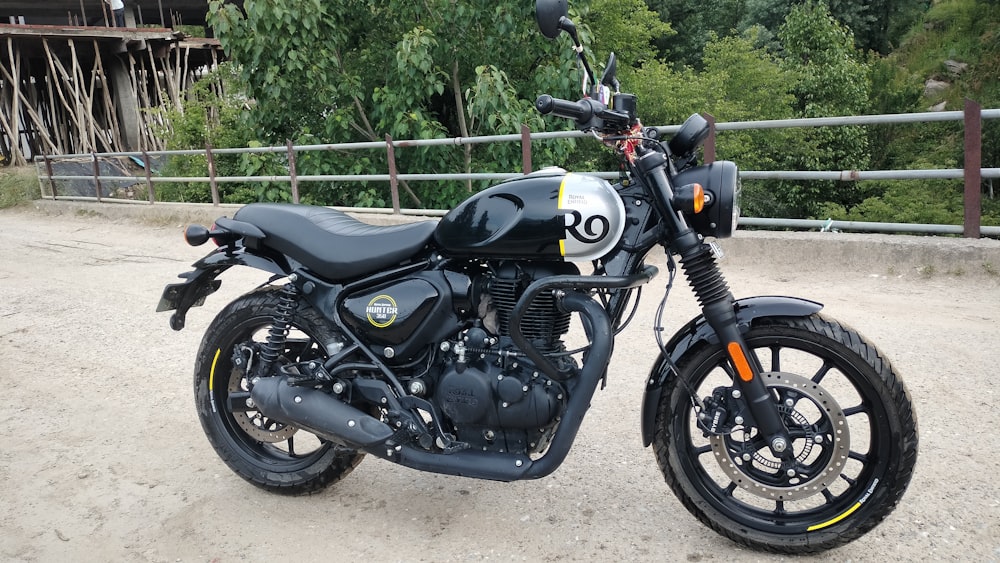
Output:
[
  {"left": 924, "top": 79, "right": 950, "bottom": 97},
  {"left": 944, "top": 59, "right": 968, "bottom": 77},
  {"left": 928, "top": 101, "right": 948, "bottom": 112}
]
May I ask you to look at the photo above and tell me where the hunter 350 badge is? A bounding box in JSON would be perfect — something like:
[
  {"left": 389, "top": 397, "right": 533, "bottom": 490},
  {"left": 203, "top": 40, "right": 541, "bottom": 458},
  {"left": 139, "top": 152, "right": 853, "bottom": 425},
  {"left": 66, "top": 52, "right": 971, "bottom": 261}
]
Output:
[{"left": 366, "top": 295, "right": 398, "bottom": 328}]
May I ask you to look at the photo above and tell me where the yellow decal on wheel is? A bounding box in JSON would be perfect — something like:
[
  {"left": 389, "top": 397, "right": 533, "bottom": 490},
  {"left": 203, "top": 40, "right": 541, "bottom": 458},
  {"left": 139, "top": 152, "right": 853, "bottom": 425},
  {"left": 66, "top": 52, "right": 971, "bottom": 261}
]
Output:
[
  {"left": 806, "top": 502, "right": 861, "bottom": 531},
  {"left": 209, "top": 348, "right": 221, "bottom": 391},
  {"left": 807, "top": 478, "right": 879, "bottom": 531}
]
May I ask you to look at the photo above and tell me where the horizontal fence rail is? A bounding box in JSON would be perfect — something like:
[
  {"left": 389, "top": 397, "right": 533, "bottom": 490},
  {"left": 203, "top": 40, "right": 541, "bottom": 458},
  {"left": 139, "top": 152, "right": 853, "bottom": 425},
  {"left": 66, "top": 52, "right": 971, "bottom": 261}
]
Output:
[{"left": 35, "top": 103, "right": 1000, "bottom": 237}]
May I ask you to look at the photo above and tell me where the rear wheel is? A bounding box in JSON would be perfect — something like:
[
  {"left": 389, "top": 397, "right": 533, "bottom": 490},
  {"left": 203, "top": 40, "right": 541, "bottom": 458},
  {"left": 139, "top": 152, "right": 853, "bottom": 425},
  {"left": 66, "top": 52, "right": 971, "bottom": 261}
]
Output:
[
  {"left": 193, "top": 286, "right": 364, "bottom": 494},
  {"left": 652, "top": 315, "right": 917, "bottom": 553}
]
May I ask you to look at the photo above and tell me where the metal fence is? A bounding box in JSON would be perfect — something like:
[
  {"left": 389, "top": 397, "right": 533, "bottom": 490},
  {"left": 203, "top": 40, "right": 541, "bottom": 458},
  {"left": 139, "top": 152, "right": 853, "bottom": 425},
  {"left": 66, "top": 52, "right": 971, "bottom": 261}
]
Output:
[{"left": 35, "top": 101, "right": 1000, "bottom": 237}]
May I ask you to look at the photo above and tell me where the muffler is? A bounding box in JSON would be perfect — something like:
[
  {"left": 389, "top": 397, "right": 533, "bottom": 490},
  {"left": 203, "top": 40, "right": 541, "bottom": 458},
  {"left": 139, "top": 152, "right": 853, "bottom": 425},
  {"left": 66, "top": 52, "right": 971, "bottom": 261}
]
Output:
[{"left": 250, "top": 376, "right": 393, "bottom": 448}]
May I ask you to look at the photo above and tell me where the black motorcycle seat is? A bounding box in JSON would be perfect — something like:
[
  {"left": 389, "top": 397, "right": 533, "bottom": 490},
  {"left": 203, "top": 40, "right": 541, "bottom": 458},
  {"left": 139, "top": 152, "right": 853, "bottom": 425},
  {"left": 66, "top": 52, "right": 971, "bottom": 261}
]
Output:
[{"left": 233, "top": 203, "right": 438, "bottom": 281}]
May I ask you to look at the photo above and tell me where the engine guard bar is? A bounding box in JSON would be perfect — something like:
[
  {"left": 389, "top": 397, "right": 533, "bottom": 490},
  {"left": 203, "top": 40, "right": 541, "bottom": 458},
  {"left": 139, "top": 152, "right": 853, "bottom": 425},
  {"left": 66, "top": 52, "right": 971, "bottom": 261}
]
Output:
[
  {"left": 509, "top": 264, "right": 658, "bottom": 381},
  {"left": 384, "top": 290, "right": 614, "bottom": 480}
]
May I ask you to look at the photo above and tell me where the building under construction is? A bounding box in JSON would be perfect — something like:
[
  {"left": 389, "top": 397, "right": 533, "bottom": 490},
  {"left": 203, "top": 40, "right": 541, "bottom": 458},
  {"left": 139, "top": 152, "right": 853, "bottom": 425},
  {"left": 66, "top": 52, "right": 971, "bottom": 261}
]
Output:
[{"left": 0, "top": 0, "right": 222, "bottom": 165}]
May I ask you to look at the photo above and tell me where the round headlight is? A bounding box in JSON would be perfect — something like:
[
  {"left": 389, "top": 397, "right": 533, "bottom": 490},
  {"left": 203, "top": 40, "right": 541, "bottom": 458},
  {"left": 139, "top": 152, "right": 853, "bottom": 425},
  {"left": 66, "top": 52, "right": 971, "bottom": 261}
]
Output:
[{"left": 673, "top": 160, "right": 740, "bottom": 239}]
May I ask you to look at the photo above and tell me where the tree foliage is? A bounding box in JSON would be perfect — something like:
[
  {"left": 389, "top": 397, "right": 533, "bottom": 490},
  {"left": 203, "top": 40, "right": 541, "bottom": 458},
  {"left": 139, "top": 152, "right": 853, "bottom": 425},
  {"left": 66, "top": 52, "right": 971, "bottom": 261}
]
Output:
[
  {"left": 208, "top": 0, "right": 580, "bottom": 208},
  {"left": 147, "top": 0, "right": 997, "bottom": 227}
]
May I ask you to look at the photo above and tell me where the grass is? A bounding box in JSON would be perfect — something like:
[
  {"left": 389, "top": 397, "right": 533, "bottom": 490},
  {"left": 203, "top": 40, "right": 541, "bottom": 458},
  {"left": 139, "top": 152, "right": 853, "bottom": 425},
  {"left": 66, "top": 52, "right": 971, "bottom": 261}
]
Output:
[{"left": 0, "top": 166, "right": 40, "bottom": 209}]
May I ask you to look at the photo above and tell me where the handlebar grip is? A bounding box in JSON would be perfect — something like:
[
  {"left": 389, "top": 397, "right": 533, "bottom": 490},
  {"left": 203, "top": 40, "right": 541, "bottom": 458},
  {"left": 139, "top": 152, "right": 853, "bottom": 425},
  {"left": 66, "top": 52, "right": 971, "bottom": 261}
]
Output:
[{"left": 535, "top": 94, "right": 593, "bottom": 123}]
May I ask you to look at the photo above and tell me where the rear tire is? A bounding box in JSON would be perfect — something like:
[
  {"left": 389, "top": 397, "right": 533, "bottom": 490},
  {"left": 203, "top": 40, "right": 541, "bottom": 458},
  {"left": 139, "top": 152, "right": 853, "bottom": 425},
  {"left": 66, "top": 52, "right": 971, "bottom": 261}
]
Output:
[
  {"left": 194, "top": 286, "right": 364, "bottom": 495},
  {"left": 652, "top": 314, "right": 917, "bottom": 553}
]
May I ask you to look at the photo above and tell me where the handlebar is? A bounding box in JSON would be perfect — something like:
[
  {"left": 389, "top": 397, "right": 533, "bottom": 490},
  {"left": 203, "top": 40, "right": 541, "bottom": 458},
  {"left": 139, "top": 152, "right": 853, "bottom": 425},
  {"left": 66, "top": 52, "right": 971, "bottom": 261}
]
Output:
[
  {"left": 535, "top": 94, "right": 596, "bottom": 122},
  {"left": 536, "top": 94, "right": 633, "bottom": 133}
]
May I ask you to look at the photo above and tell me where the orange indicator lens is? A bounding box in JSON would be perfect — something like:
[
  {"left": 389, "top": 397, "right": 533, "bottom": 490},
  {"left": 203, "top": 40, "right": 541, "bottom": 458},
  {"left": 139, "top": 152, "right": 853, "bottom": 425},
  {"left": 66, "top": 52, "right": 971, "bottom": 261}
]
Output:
[{"left": 727, "top": 342, "right": 754, "bottom": 382}]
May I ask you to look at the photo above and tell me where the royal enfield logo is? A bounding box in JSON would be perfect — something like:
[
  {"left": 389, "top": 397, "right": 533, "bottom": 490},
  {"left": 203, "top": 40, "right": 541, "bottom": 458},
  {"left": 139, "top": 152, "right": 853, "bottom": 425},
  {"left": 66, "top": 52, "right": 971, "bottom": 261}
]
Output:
[
  {"left": 366, "top": 294, "right": 398, "bottom": 328},
  {"left": 565, "top": 209, "right": 611, "bottom": 244}
]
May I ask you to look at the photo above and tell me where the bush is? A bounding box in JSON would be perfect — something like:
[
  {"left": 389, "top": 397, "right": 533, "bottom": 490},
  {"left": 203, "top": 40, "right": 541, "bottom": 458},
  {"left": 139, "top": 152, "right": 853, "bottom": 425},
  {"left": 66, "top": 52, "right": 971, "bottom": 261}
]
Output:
[{"left": 0, "top": 166, "right": 40, "bottom": 208}]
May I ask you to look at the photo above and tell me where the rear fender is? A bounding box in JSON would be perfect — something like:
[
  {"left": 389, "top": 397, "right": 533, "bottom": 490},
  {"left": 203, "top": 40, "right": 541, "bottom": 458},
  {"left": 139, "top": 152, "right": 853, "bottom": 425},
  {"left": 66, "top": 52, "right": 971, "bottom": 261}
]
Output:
[
  {"left": 639, "top": 296, "right": 823, "bottom": 446},
  {"left": 157, "top": 247, "right": 289, "bottom": 331}
]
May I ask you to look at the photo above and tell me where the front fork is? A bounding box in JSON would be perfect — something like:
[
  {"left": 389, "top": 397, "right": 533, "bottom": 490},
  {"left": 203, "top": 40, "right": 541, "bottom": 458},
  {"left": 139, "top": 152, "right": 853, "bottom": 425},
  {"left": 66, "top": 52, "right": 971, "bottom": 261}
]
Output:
[
  {"left": 635, "top": 147, "right": 790, "bottom": 456},
  {"left": 676, "top": 234, "right": 793, "bottom": 458}
]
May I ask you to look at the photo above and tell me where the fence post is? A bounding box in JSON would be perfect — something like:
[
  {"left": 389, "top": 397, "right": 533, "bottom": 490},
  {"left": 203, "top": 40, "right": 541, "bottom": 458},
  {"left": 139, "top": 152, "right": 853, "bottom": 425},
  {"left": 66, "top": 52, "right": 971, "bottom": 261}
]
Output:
[
  {"left": 287, "top": 139, "right": 300, "bottom": 204},
  {"left": 964, "top": 98, "right": 982, "bottom": 238},
  {"left": 205, "top": 142, "right": 220, "bottom": 206},
  {"left": 702, "top": 113, "right": 716, "bottom": 164},
  {"left": 385, "top": 134, "right": 401, "bottom": 214},
  {"left": 521, "top": 124, "right": 532, "bottom": 174},
  {"left": 91, "top": 152, "right": 102, "bottom": 202},
  {"left": 42, "top": 154, "right": 57, "bottom": 199},
  {"left": 142, "top": 150, "right": 155, "bottom": 203}
]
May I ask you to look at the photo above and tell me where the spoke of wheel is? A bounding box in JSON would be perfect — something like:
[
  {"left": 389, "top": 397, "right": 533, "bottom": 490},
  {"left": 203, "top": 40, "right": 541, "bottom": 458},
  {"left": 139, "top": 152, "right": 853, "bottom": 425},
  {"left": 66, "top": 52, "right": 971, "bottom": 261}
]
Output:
[
  {"left": 723, "top": 482, "right": 738, "bottom": 497},
  {"left": 769, "top": 344, "right": 781, "bottom": 372},
  {"left": 848, "top": 450, "right": 868, "bottom": 463},
  {"left": 692, "top": 443, "right": 712, "bottom": 457},
  {"left": 843, "top": 404, "right": 866, "bottom": 417},
  {"left": 821, "top": 488, "right": 836, "bottom": 503},
  {"left": 287, "top": 435, "right": 296, "bottom": 457},
  {"left": 812, "top": 360, "right": 833, "bottom": 384},
  {"left": 775, "top": 500, "right": 786, "bottom": 515}
]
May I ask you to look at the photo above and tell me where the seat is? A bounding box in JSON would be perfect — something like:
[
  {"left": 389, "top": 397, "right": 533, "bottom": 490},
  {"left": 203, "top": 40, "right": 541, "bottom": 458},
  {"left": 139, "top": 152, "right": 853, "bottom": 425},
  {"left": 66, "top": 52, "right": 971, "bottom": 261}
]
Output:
[{"left": 233, "top": 203, "right": 438, "bottom": 281}]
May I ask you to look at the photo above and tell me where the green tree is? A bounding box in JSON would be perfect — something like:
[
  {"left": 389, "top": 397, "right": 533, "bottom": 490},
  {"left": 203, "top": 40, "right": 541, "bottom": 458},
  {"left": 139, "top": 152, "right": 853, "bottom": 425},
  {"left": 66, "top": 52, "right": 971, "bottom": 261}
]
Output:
[
  {"left": 774, "top": 1, "right": 874, "bottom": 217},
  {"left": 209, "top": 0, "right": 579, "bottom": 208}
]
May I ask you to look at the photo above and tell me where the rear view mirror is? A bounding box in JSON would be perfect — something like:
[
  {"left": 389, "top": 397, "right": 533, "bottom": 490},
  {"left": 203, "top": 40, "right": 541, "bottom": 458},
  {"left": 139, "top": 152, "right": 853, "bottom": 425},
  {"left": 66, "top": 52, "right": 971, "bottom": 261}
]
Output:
[{"left": 536, "top": 0, "right": 569, "bottom": 39}]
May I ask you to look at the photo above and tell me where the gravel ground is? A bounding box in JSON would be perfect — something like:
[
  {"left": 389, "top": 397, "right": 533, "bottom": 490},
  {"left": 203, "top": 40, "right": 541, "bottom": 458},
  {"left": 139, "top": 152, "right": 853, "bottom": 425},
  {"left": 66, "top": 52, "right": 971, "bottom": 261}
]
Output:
[{"left": 1, "top": 202, "right": 999, "bottom": 562}]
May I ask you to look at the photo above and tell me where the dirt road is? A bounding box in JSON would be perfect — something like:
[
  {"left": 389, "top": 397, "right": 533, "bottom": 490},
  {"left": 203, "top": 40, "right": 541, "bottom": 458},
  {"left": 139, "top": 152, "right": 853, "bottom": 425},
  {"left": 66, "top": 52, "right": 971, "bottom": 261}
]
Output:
[{"left": 1, "top": 204, "right": 998, "bottom": 562}]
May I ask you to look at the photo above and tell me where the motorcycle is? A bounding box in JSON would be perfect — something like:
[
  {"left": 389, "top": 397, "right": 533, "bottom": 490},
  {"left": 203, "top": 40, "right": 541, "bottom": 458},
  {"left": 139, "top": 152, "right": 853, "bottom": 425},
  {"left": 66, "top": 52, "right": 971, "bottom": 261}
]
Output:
[{"left": 158, "top": 0, "right": 917, "bottom": 553}]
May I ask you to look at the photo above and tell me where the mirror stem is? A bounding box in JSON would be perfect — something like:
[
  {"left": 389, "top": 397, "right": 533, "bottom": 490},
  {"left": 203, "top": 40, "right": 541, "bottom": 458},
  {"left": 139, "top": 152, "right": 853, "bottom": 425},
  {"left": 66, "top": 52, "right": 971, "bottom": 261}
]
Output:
[{"left": 559, "top": 17, "right": 596, "bottom": 96}]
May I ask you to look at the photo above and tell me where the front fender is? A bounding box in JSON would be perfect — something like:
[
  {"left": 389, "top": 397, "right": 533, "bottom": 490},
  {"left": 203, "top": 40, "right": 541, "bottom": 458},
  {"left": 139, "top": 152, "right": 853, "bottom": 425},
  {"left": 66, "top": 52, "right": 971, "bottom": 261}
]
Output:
[
  {"left": 639, "top": 296, "right": 823, "bottom": 446},
  {"left": 156, "top": 247, "right": 289, "bottom": 330}
]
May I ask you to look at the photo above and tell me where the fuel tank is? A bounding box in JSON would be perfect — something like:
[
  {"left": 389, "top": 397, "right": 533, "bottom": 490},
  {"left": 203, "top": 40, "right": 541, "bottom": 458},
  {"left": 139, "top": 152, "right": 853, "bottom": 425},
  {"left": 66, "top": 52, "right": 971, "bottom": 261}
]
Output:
[{"left": 434, "top": 169, "right": 626, "bottom": 261}]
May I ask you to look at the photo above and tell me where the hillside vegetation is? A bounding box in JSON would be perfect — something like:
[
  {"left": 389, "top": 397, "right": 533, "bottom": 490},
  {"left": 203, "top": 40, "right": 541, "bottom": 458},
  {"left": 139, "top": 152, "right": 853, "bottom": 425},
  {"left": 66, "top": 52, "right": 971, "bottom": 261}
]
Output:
[{"left": 154, "top": 0, "right": 998, "bottom": 227}]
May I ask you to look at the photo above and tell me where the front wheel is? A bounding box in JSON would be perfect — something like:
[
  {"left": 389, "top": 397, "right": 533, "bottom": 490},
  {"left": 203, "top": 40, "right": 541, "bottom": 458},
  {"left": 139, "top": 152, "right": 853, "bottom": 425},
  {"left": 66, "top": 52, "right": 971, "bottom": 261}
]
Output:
[
  {"left": 652, "top": 314, "right": 917, "bottom": 553},
  {"left": 193, "top": 286, "right": 365, "bottom": 494}
]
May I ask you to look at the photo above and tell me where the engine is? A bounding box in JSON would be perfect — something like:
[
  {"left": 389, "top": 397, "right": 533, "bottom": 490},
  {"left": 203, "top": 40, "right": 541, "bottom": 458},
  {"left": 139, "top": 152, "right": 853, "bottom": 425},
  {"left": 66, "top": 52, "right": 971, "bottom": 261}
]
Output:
[
  {"left": 339, "top": 260, "right": 580, "bottom": 455},
  {"left": 429, "top": 261, "right": 580, "bottom": 455}
]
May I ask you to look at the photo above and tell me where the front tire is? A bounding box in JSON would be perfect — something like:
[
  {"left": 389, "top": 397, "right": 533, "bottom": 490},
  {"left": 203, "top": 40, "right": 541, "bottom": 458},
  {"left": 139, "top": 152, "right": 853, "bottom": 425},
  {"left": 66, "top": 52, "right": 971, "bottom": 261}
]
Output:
[
  {"left": 193, "top": 286, "right": 365, "bottom": 495},
  {"left": 652, "top": 314, "right": 917, "bottom": 553}
]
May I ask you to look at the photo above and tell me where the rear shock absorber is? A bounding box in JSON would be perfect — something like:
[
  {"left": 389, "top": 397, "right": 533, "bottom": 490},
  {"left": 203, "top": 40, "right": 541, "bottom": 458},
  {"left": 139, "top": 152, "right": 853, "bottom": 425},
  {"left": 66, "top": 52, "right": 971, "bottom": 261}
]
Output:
[{"left": 258, "top": 283, "right": 300, "bottom": 377}]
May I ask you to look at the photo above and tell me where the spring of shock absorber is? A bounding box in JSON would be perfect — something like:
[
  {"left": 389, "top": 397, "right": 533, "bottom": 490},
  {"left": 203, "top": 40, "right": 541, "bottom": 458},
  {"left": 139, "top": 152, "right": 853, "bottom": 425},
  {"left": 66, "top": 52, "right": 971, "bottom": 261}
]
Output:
[
  {"left": 679, "top": 242, "right": 732, "bottom": 308},
  {"left": 258, "top": 283, "right": 300, "bottom": 377}
]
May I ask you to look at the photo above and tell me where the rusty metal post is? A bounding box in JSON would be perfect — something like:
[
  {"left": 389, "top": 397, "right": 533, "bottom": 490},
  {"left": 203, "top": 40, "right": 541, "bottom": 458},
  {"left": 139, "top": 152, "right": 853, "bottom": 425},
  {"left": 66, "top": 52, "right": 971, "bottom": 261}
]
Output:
[
  {"left": 43, "top": 154, "right": 57, "bottom": 199},
  {"left": 142, "top": 150, "right": 155, "bottom": 203},
  {"left": 385, "top": 134, "right": 401, "bottom": 214},
  {"left": 521, "top": 124, "right": 532, "bottom": 174},
  {"left": 964, "top": 99, "right": 982, "bottom": 238},
  {"left": 287, "top": 139, "right": 299, "bottom": 204},
  {"left": 205, "top": 142, "right": 220, "bottom": 206},
  {"left": 91, "top": 153, "right": 102, "bottom": 202},
  {"left": 702, "top": 113, "right": 716, "bottom": 164}
]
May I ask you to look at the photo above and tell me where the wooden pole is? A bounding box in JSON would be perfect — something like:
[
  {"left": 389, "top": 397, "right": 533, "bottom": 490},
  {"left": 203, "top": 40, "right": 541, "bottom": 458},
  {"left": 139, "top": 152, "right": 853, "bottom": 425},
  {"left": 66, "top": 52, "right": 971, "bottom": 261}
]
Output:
[
  {"left": 703, "top": 112, "right": 716, "bottom": 164},
  {"left": 287, "top": 139, "right": 300, "bottom": 204},
  {"left": 385, "top": 134, "right": 401, "bottom": 214},
  {"left": 7, "top": 38, "right": 23, "bottom": 163},
  {"left": 964, "top": 98, "right": 982, "bottom": 239},
  {"left": 142, "top": 150, "right": 155, "bottom": 203},
  {"left": 43, "top": 154, "right": 58, "bottom": 198},
  {"left": 521, "top": 123, "right": 532, "bottom": 174},
  {"left": 92, "top": 153, "right": 103, "bottom": 202},
  {"left": 206, "top": 143, "right": 220, "bottom": 206}
]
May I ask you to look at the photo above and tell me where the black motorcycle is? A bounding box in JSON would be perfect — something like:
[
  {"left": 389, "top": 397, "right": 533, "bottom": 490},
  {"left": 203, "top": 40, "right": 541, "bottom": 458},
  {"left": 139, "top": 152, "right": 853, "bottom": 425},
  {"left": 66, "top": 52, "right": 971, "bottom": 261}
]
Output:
[{"left": 158, "top": 1, "right": 917, "bottom": 553}]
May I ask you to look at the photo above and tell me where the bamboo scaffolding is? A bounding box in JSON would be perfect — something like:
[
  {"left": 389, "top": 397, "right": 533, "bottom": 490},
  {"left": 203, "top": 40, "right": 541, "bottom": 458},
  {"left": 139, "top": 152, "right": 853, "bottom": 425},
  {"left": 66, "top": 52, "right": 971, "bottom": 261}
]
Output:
[{"left": 2, "top": 31, "right": 222, "bottom": 161}]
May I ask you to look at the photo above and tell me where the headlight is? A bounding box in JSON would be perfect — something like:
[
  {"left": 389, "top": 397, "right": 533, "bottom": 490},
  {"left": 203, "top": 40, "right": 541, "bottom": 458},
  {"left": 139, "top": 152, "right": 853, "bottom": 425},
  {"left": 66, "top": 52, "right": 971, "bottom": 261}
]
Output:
[{"left": 672, "top": 161, "right": 740, "bottom": 239}]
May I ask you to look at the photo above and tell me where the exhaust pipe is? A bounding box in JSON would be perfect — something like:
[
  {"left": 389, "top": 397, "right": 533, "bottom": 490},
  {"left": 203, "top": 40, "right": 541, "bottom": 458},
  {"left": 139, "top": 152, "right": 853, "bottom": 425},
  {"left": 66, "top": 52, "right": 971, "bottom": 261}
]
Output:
[{"left": 250, "top": 376, "right": 393, "bottom": 448}]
